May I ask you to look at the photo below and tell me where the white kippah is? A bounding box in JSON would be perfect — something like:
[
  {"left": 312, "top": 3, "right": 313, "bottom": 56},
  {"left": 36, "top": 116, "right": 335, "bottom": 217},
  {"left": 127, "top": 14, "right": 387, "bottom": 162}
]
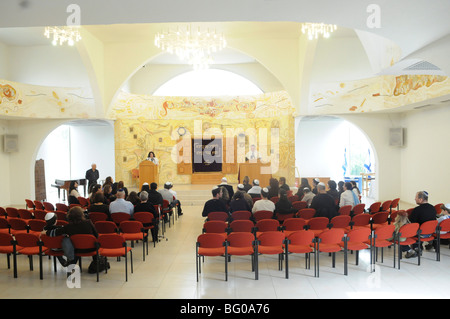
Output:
[{"left": 45, "top": 213, "right": 56, "bottom": 221}]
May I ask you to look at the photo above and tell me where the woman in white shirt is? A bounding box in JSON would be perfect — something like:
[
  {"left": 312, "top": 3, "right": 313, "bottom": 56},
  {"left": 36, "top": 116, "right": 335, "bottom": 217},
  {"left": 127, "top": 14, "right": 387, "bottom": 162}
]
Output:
[
  {"left": 147, "top": 151, "right": 159, "bottom": 165},
  {"left": 339, "top": 182, "right": 359, "bottom": 208}
]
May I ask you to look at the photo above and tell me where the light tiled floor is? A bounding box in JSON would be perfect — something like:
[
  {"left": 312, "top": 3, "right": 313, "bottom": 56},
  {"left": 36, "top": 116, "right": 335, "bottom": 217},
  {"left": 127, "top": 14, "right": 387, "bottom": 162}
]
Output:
[{"left": 3, "top": 188, "right": 450, "bottom": 299}]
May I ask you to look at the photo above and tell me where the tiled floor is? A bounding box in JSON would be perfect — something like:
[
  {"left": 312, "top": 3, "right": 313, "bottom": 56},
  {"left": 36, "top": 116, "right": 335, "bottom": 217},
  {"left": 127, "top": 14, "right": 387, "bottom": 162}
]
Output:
[{"left": 2, "top": 187, "right": 450, "bottom": 300}]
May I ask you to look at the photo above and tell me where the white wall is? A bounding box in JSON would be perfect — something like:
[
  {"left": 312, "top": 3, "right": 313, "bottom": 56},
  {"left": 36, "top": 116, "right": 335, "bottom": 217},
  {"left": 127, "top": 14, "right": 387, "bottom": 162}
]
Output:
[
  {"left": 0, "top": 120, "right": 11, "bottom": 205},
  {"left": 0, "top": 42, "right": 8, "bottom": 79},
  {"left": 400, "top": 105, "right": 450, "bottom": 206}
]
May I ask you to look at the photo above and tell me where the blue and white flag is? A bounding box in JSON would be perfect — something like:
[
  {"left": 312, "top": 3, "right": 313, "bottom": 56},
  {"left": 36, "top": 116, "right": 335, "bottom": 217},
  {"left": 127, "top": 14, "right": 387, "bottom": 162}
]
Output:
[{"left": 342, "top": 147, "right": 348, "bottom": 177}]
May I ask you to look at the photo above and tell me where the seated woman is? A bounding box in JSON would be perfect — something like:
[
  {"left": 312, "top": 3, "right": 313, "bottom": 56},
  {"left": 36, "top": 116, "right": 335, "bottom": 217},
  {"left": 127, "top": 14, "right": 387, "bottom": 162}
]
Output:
[
  {"left": 87, "top": 192, "right": 111, "bottom": 220},
  {"left": 229, "top": 191, "right": 251, "bottom": 213},
  {"left": 274, "top": 189, "right": 297, "bottom": 216},
  {"left": 68, "top": 180, "right": 81, "bottom": 205}
]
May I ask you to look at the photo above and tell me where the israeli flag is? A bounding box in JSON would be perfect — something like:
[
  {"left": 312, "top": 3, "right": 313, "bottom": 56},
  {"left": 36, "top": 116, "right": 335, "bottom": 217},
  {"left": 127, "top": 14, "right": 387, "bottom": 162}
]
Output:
[
  {"left": 342, "top": 147, "right": 348, "bottom": 177},
  {"left": 364, "top": 148, "right": 372, "bottom": 173}
]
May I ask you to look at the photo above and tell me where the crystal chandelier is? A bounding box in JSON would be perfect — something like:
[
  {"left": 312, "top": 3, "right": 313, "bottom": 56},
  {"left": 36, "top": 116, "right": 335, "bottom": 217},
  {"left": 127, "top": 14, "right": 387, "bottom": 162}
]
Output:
[
  {"left": 44, "top": 26, "right": 82, "bottom": 46},
  {"left": 301, "top": 23, "right": 337, "bottom": 40},
  {"left": 154, "top": 25, "right": 227, "bottom": 70}
]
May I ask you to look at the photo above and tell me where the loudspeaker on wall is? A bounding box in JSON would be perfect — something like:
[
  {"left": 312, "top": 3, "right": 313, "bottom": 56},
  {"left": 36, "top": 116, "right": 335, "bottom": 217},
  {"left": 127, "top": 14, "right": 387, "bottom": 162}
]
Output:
[
  {"left": 3, "top": 134, "right": 19, "bottom": 153},
  {"left": 389, "top": 128, "right": 404, "bottom": 147}
]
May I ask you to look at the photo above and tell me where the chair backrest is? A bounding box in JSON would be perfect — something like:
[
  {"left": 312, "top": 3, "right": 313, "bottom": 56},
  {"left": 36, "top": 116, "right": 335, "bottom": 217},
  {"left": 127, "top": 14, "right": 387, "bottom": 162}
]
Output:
[
  {"left": 0, "top": 233, "right": 14, "bottom": 246},
  {"left": 330, "top": 215, "right": 351, "bottom": 229},
  {"left": 252, "top": 197, "right": 261, "bottom": 204},
  {"left": 419, "top": 220, "right": 438, "bottom": 236},
  {"left": 288, "top": 195, "right": 299, "bottom": 203},
  {"left": 197, "top": 233, "right": 225, "bottom": 248},
  {"left": 390, "top": 198, "right": 400, "bottom": 210},
  {"left": 398, "top": 223, "right": 419, "bottom": 238},
  {"left": 43, "top": 202, "right": 55, "bottom": 212},
  {"left": 307, "top": 217, "right": 329, "bottom": 230},
  {"left": 346, "top": 227, "right": 371, "bottom": 243},
  {"left": 14, "top": 233, "right": 41, "bottom": 247},
  {"left": 439, "top": 218, "right": 450, "bottom": 233},
  {"left": 275, "top": 213, "right": 295, "bottom": 222},
  {"left": 18, "top": 209, "right": 33, "bottom": 219},
  {"left": 351, "top": 213, "right": 371, "bottom": 226},
  {"left": 207, "top": 211, "right": 229, "bottom": 222},
  {"left": 270, "top": 196, "right": 280, "bottom": 204},
  {"left": 95, "top": 221, "right": 118, "bottom": 234},
  {"left": 371, "top": 212, "right": 389, "bottom": 224},
  {"left": 255, "top": 219, "right": 280, "bottom": 232},
  {"left": 55, "top": 211, "right": 68, "bottom": 221},
  {"left": 33, "top": 209, "right": 47, "bottom": 220},
  {"left": 111, "top": 212, "right": 131, "bottom": 225},
  {"left": 162, "top": 199, "right": 171, "bottom": 211},
  {"left": 70, "top": 234, "right": 98, "bottom": 250},
  {"left": 434, "top": 204, "right": 443, "bottom": 215},
  {"left": 368, "top": 202, "right": 382, "bottom": 213},
  {"left": 287, "top": 229, "right": 315, "bottom": 246},
  {"left": 406, "top": 208, "right": 414, "bottom": 216},
  {"left": 258, "top": 231, "right": 286, "bottom": 246},
  {"left": 8, "top": 218, "right": 28, "bottom": 230},
  {"left": 292, "top": 201, "right": 307, "bottom": 211},
  {"left": 133, "top": 212, "right": 155, "bottom": 224},
  {"left": 34, "top": 201, "right": 44, "bottom": 210},
  {"left": 203, "top": 221, "right": 228, "bottom": 234},
  {"left": 28, "top": 219, "right": 47, "bottom": 232},
  {"left": 318, "top": 228, "right": 345, "bottom": 245},
  {"left": 380, "top": 200, "right": 392, "bottom": 212},
  {"left": 0, "top": 207, "right": 6, "bottom": 218},
  {"left": 373, "top": 224, "right": 395, "bottom": 241},
  {"left": 25, "top": 199, "right": 35, "bottom": 210},
  {"left": 40, "top": 234, "right": 64, "bottom": 250},
  {"left": 352, "top": 203, "right": 366, "bottom": 215},
  {"left": 253, "top": 210, "right": 274, "bottom": 222},
  {"left": 228, "top": 220, "right": 254, "bottom": 233},
  {"left": 338, "top": 205, "right": 352, "bottom": 216},
  {"left": 282, "top": 218, "right": 306, "bottom": 231},
  {"left": 0, "top": 218, "right": 9, "bottom": 230},
  {"left": 6, "top": 207, "right": 19, "bottom": 218},
  {"left": 98, "top": 233, "right": 126, "bottom": 249},
  {"left": 389, "top": 211, "right": 399, "bottom": 223},
  {"left": 231, "top": 210, "right": 252, "bottom": 221},
  {"left": 227, "top": 232, "right": 255, "bottom": 247},
  {"left": 297, "top": 208, "right": 316, "bottom": 220},
  {"left": 119, "top": 220, "right": 144, "bottom": 234},
  {"left": 88, "top": 212, "right": 108, "bottom": 223},
  {"left": 55, "top": 203, "right": 69, "bottom": 212},
  {"left": 78, "top": 197, "right": 89, "bottom": 207}
]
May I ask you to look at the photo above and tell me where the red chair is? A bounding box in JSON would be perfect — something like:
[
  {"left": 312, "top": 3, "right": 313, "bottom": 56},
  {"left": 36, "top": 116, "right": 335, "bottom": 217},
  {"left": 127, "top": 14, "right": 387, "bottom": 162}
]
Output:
[
  {"left": 203, "top": 221, "right": 228, "bottom": 240},
  {"left": 391, "top": 223, "right": 419, "bottom": 269},
  {"left": 228, "top": 220, "right": 254, "bottom": 234},
  {"left": 252, "top": 197, "right": 261, "bottom": 204},
  {"left": 28, "top": 220, "right": 47, "bottom": 236},
  {"left": 340, "top": 227, "right": 371, "bottom": 275},
  {"left": 329, "top": 215, "right": 351, "bottom": 233},
  {"left": 288, "top": 195, "right": 299, "bottom": 203},
  {"left": 338, "top": 205, "right": 352, "bottom": 216},
  {"left": 33, "top": 210, "right": 47, "bottom": 220},
  {"left": 55, "top": 203, "right": 69, "bottom": 212},
  {"left": 253, "top": 210, "right": 274, "bottom": 222},
  {"left": 43, "top": 202, "right": 55, "bottom": 212},
  {"left": 196, "top": 233, "right": 227, "bottom": 282},
  {"left": 162, "top": 199, "right": 174, "bottom": 227},
  {"left": 5, "top": 207, "right": 19, "bottom": 219},
  {"left": 14, "top": 233, "right": 47, "bottom": 280},
  {"left": 207, "top": 211, "right": 229, "bottom": 222},
  {"left": 70, "top": 234, "right": 100, "bottom": 281},
  {"left": 406, "top": 208, "right": 414, "bottom": 216},
  {"left": 256, "top": 231, "right": 288, "bottom": 279},
  {"left": 306, "top": 217, "right": 330, "bottom": 237},
  {"left": 254, "top": 219, "right": 280, "bottom": 238},
  {"left": 77, "top": 197, "right": 89, "bottom": 208},
  {"left": 437, "top": 219, "right": 450, "bottom": 261},
  {"left": 0, "top": 218, "right": 10, "bottom": 234},
  {"left": 25, "top": 199, "right": 35, "bottom": 210},
  {"left": 390, "top": 198, "right": 400, "bottom": 212},
  {"left": 119, "top": 221, "right": 148, "bottom": 261},
  {"left": 231, "top": 210, "right": 252, "bottom": 221},
  {"left": 434, "top": 204, "right": 443, "bottom": 215},
  {"left": 56, "top": 220, "right": 69, "bottom": 226},
  {"left": 8, "top": 218, "right": 29, "bottom": 235},
  {"left": 0, "top": 233, "right": 19, "bottom": 278},
  {"left": 226, "top": 232, "right": 257, "bottom": 280},
  {"left": 98, "top": 233, "right": 133, "bottom": 281},
  {"left": 88, "top": 212, "right": 108, "bottom": 224},
  {"left": 314, "top": 228, "right": 345, "bottom": 277},
  {"left": 34, "top": 201, "right": 45, "bottom": 211},
  {"left": 0, "top": 207, "right": 7, "bottom": 219},
  {"left": 352, "top": 203, "right": 366, "bottom": 216},
  {"left": 292, "top": 201, "right": 307, "bottom": 211},
  {"left": 95, "top": 221, "right": 119, "bottom": 235},
  {"left": 296, "top": 208, "right": 316, "bottom": 220},
  {"left": 133, "top": 212, "right": 157, "bottom": 247},
  {"left": 55, "top": 211, "right": 68, "bottom": 221},
  {"left": 286, "top": 230, "right": 315, "bottom": 272},
  {"left": 270, "top": 197, "right": 280, "bottom": 204},
  {"left": 369, "top": 224, "right": 395, "bottom": 267},
  {"left": 413, "top": 220, "right": 439, "bottom": 263},
  {"left": 40, "top": 234, "right": 65, "bottom": 272},
  {"left": 18, "top": 209, "right": 33, "bottom": 222},
  {"left": 281, "top": 218, "right": 307, "bottom": 237},
  {"left": 348, "top": 214, "right": 371, "bottom": 231},
  {"left": 380, "top": 200, "right": 392, "bottom": 212},
  {"left": 389, "top": 211, "right": 400, "bottom": 224},
  {"left": 367, "top": 202, "right": 381, "bottom": 214},
  {"left": 370, "top": 212, "right": 389, "bottom": 231},
  {"left": 111, "top": 212, "right": 131, "bottom": 226}
]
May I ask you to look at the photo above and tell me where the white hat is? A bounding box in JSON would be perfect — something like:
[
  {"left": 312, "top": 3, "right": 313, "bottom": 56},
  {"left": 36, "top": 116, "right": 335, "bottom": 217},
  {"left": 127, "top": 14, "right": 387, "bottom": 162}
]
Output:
[
  {"left": 262, "top": 187, "right": 269, "bottom": 192},
  {"left": 253, "top": 179, "right": 260, "bottom": 185},
  {"left": 221, "top": 177, "right": 227, "bottom": 183},
  {"left": 45, "top": 212, "right": 56, "bottom": 221},
  {"left": 237, "top": 184, "right": 244, "bottom": 190},
  {"left": 445, "top": 203, "right": 450, "bottom": 210},
  {"left": 143, "top": 182, "right": 149, "bottom": 186},
  {"left": 318, "top": 182, "right": 326, "bottom": 187}
]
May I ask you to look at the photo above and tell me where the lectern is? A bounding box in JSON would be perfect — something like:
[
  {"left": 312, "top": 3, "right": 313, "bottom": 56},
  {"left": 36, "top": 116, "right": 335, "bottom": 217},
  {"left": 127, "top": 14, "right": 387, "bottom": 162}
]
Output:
[
  {"left": 139, "top": 160, "right": 159, "bottom": 190},
  {"left": 238, "top": 161, "right": 272, "bottom": 187}
]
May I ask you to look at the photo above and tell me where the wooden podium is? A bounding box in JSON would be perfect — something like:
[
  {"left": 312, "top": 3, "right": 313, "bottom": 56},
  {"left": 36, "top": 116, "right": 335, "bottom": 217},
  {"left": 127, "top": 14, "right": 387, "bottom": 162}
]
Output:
[
  {"left": 139, "top": 161, "right": 159, "bottom": 190},
  {"left": 238, "top": 161, "right": 272, "bottom": 187}
]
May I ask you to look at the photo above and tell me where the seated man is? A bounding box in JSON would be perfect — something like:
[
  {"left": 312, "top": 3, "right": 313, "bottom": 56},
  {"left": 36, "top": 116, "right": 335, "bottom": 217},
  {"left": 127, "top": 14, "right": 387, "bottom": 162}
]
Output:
[
  {"left": 252, "top": 187, "right": 275, "bottom": 214},
  {"left": 109, "top": 189, "right": 134, "bottom": 217},
  {"left": 202, "top": 186, "right": 229, "bottom": 218},
  {"left": 247, "top": 179, "right": 262, "bottom": 198},
  {"left": 159, "top": 181, "right": 183, "bottom": 216}
]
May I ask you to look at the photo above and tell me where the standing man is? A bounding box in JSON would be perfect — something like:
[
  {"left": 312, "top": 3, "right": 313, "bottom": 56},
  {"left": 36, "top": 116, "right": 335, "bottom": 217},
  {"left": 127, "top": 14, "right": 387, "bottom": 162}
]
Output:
[{"left": 85, "top": 163, "right": 99, "bottom": 193}]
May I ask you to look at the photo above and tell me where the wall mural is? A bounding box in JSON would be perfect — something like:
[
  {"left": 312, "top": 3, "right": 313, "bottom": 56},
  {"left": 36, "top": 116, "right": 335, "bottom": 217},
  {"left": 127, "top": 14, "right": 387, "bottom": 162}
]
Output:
[{"left": 309, "top": 75, "right": 450, "bottom": 114}]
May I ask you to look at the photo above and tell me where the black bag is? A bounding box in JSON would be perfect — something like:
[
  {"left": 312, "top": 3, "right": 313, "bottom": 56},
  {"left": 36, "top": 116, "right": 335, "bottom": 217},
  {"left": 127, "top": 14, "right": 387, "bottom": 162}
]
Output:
[{"left": 88, "top": 256, "right": 110, "bottom": 274}]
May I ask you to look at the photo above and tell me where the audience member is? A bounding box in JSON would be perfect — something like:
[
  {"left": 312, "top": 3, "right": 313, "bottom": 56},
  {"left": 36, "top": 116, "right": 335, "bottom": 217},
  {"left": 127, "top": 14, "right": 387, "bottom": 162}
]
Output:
[
  {"left": 109, "top": 189, "right": 134, "bottom": 217},
  {"left": 134, "top": 190, "right": 159, "bottom": 242},
  {"left": 337, "top": 181, "right": 345, "bottom": 198},
  {"left": 247, "top": 179, "right": 262, "bottom": 198},
  {"left": 166, "top": 182, "right": 183, "bottom": 216},
  {"left": 326, "top": 180, "right": 340, "bottom": 205},
  {"left": 230, "top": 191, "right": 252, "bottom": 213},
  {"left": 312, "top": 178, "right": 320, "bottom": 195},
  {"left": 339, "top": 182, "right": 359, "bottom": 208},
  {"left": 89, "top": 184, "right": 103, "bottom": 203},
  {"left": 310, "top": 182, "right": 338, "bottom": 220},
  {"left": 242, "top": 176, "right": 252, "bottom": 192},
  {"left": 279, "top": 177, "right": 290, "bottom": 192},
  {"left": 148, "top": 182, "right": 164, "bottom": 207},
  {"left": 252, "top": 187, "right": 275, "bottom": 214},
  {"left": 236, "top": 184, "right": 253, "bottom": 209},
  {"left": 103, "top": 184, "right": 114, "bottom": 203},
  {"left": 43, "top": 212, "right": 67, "bottom": 266},
  {"left": 302, "top": 187, "right": 315, "bottom": 207},
  {"left": 351, "top": 181, "right": 361, "bottom": 199},
  {"left": 274, "top": 189, "right": 296, "bottom": 217},
  {"left": 87, "top": 192, "right": 111, "bottom": 220},
  {"left": 202, "top": 186, "right": 229, "bottom": 217},
  {"left": 126, "top": 191, "right": 141, "bottom": 206},
  {"left": 267, "top": 178, "right": 280, "bottom": 200},
  {"left": 427, "top": 203, "right": 450, "bottom": 250},
  {"left": 68, "top": 181, "right": 81, "bottom": 205},
  {"left": 218, "top": 177, "right": 234, "bottom": 202},
  {"left": 295, "top": 178, "right": 311, "bottom": 200},
  {"left": 117, "top": 181, "right": 128, "bottom": 198}
]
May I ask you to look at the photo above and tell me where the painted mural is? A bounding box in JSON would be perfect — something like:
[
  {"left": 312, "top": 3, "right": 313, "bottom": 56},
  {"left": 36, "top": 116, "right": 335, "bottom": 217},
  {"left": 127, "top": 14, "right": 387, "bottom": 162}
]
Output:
[
  {"left": 309, "top": 75, "right": 450, "bottom": 114},
  {"left": 0, "top": 79, "right": 95, "bottom": 118}
]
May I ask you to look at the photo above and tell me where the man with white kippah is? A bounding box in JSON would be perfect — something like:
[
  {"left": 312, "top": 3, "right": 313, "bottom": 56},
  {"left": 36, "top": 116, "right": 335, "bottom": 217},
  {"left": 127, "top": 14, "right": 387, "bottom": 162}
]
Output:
[
  {"left": 159, "top": 181, "right": 183, "bottom": 216},
  {"left": 247, "top": 179, "right": 262, "bottom": 198},
  {"left": 236, "top": 184, "right": 253, "bottom": 209},
  {"left": 218, "top": 177, "right": 234, "bottom": 203},
  {"left": 252, "top": 187, "right": 275, "bottom": 214}
]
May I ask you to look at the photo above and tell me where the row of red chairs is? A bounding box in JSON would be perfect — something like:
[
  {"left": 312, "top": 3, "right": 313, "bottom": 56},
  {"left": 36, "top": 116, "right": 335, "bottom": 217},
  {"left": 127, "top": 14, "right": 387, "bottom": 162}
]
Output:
[{"left": 197, "top": 218, "right": 447, "bottom": 281}]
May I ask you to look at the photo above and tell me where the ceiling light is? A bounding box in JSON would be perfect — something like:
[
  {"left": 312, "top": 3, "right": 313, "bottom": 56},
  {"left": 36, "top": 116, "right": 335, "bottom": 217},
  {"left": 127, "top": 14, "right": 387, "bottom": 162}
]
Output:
[
  {"left": 301, "top": 23, "right": 337, "bottom": 40},
  {"left": 44, "top": 26, "right": 82, "bottom": 46}
]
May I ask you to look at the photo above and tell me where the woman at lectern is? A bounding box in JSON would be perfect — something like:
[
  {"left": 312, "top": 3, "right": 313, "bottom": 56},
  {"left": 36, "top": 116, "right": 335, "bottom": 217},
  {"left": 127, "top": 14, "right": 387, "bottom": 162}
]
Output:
[{"left": 147, "top": 151, "right": 159, "bottom": 165}]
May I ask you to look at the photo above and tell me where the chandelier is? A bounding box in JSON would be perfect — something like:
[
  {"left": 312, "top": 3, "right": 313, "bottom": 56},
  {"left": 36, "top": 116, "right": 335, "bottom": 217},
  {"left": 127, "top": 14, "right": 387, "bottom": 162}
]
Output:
[
  {"left": 301, "top": 23, "right": 337, "bottom": 40},
  {"left": 44, "top": 26, "right": 82, "bottom": 46},
  {"left": 154, "top": 25, "right": 227, "bottom": 70}
]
